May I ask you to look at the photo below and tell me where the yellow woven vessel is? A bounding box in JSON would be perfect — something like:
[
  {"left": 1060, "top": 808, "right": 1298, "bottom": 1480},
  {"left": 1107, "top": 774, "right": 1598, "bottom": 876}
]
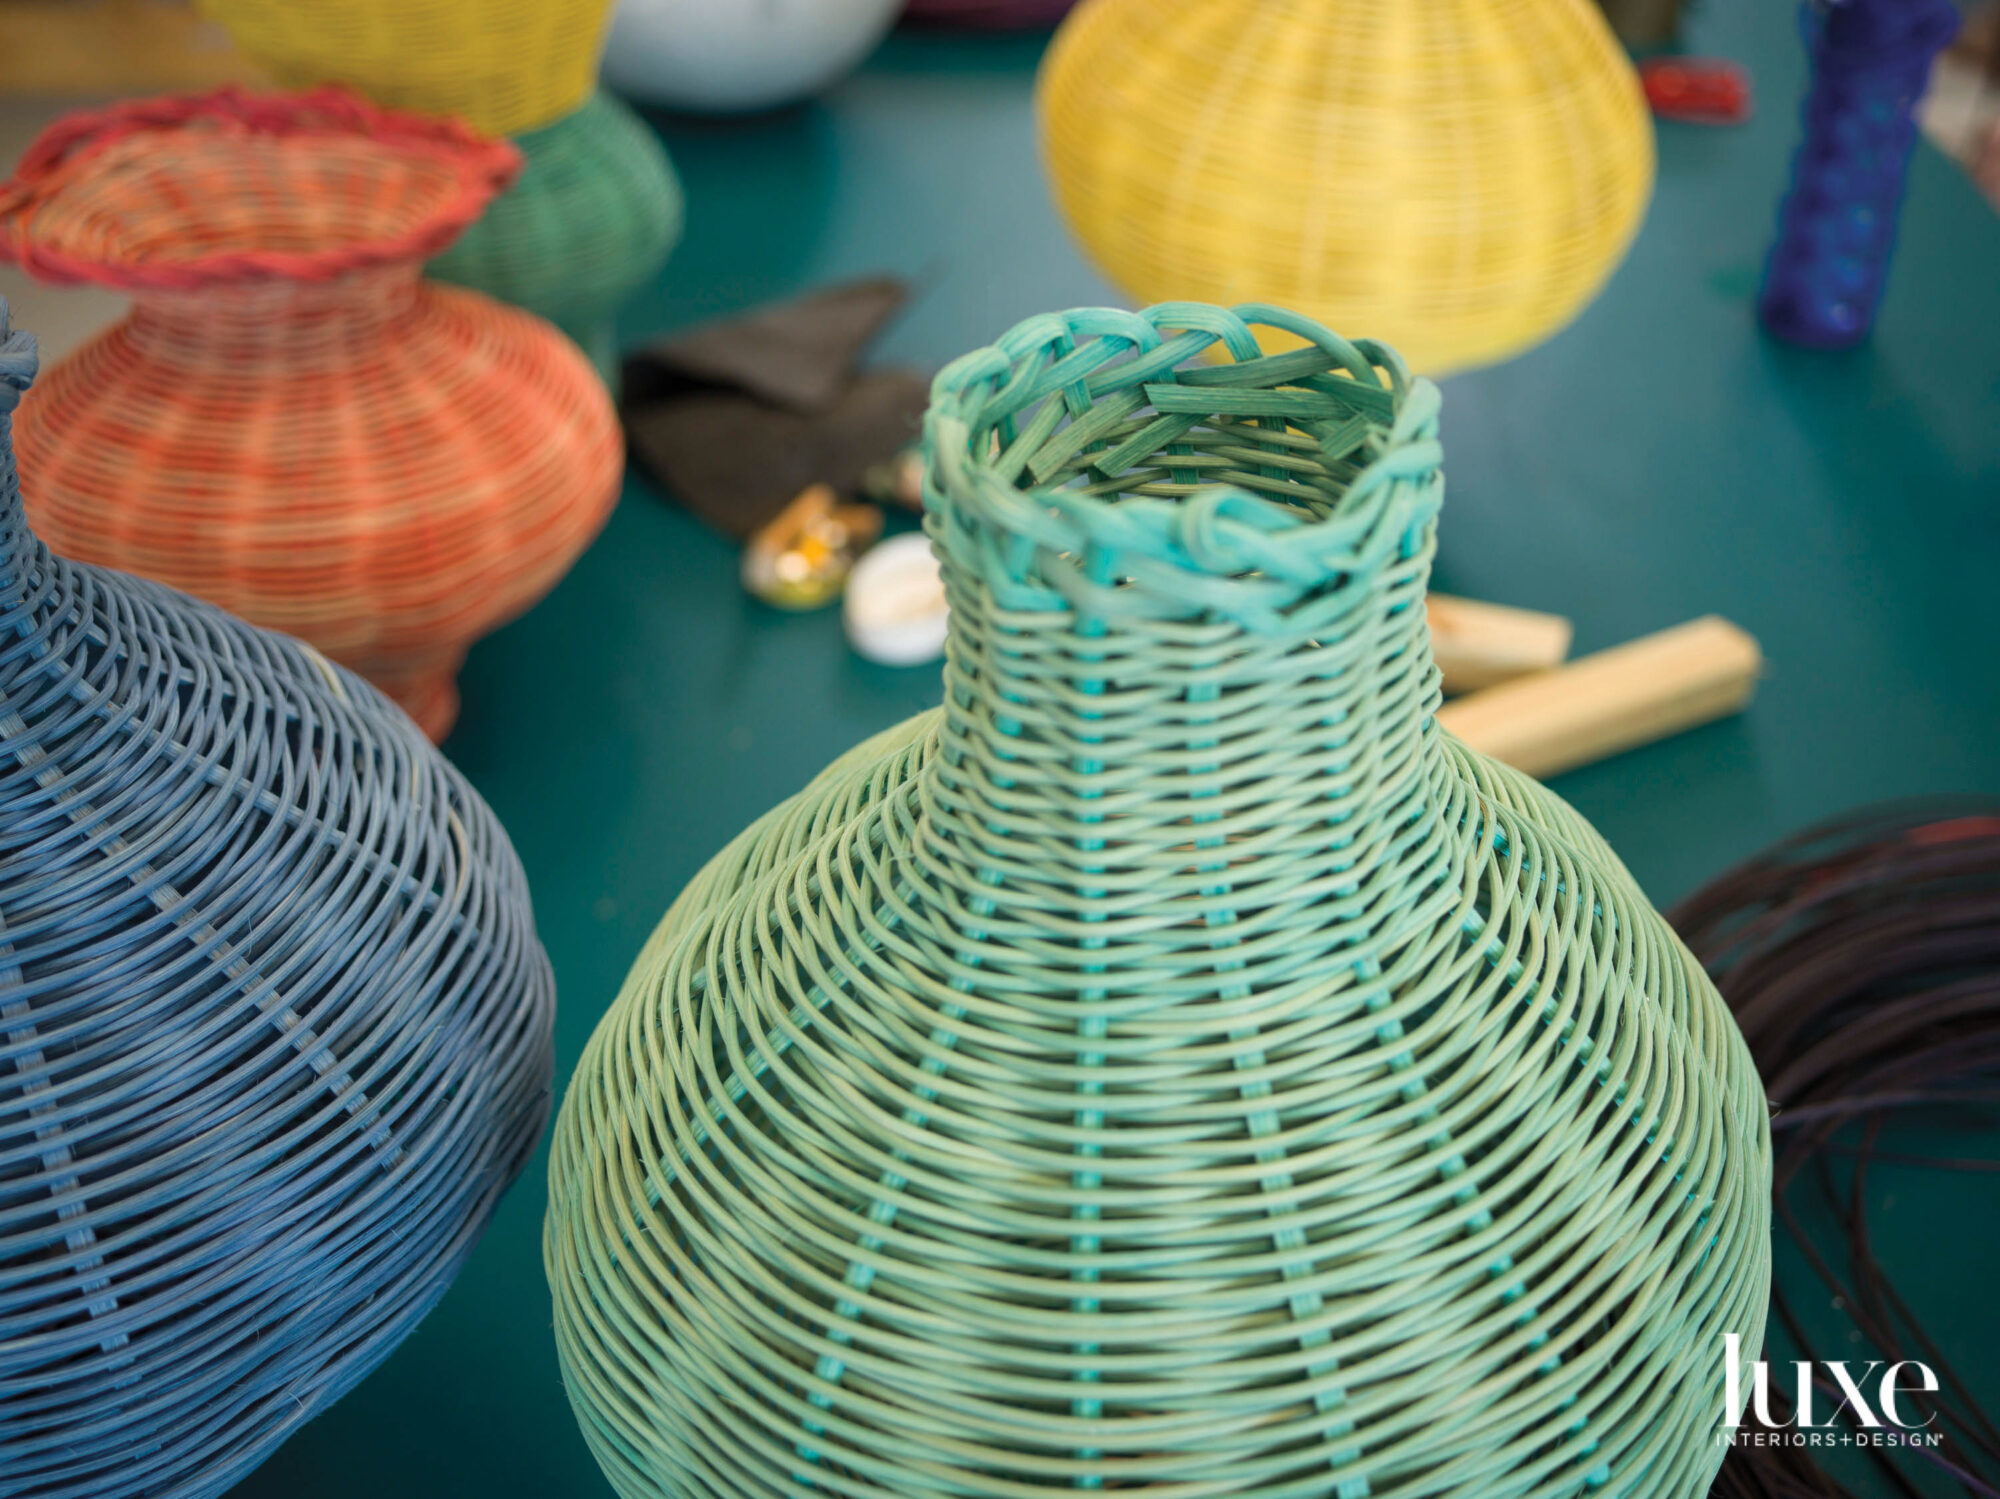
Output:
[
  {"left": 1037, "top": 0, "right": 1656, "bottom": 376},
  {"left": 197, "top": 0, "right": 610, "bottom": 137}
]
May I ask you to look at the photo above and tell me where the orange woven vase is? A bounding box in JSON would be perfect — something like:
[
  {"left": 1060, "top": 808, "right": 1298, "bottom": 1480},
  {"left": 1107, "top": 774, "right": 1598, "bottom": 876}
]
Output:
[{"left": 0, "top": 89, "right": 623, "bottom": 739}]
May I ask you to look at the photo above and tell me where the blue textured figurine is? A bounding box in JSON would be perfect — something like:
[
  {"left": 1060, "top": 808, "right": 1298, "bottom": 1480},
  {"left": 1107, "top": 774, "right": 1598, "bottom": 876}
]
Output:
[
  {"left": 0, "top": 301, "right": 556, "bottom": 1499},
  {"left": 1758, "top": 0, "right": 1960, "bottom": 347}
]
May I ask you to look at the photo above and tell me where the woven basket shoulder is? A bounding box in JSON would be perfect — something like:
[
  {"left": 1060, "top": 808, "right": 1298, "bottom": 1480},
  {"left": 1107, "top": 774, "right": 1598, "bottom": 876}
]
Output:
[
  {"left": 546, "top": 303, "right": 1771, "bottom": 1498},
  {"left": 0, "top": 304, "right": 556, "bottom": 1499},
  {"left": 428, "top": 89, "right": 684, "bottom": 350}
]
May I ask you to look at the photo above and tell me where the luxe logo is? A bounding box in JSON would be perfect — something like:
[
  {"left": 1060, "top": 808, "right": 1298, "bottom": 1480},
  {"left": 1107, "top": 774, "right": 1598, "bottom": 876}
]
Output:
[{"left": 1720, "top": 1333, "right": 1943, "bottom": 1449}]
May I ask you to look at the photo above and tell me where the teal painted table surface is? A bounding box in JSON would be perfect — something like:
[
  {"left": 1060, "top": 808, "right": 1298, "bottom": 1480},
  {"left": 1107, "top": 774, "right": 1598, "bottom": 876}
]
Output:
[{"left": 224, "top": 6, "right": 2000, "bottom": 1497}]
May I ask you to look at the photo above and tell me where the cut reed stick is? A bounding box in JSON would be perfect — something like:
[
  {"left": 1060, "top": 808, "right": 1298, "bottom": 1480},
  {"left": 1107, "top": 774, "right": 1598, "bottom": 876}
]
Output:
[
  {"left": 1427, "top": 592, "right": 1573, "bottom": 694},
  {"left": 1438, "top": 615, "right": 1761, "bottom": 777}
]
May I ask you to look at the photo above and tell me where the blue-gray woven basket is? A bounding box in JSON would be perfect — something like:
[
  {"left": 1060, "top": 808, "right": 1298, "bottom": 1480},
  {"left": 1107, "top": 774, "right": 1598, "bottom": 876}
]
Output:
[{"left": 0, "top": 302, "right": 557, "bottom": 1499}]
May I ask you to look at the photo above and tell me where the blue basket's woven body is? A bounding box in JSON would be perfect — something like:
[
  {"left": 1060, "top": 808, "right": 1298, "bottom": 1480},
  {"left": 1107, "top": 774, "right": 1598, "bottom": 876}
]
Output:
[{"left": 0, "top": 306, "right": 556, "bottom": 1499}]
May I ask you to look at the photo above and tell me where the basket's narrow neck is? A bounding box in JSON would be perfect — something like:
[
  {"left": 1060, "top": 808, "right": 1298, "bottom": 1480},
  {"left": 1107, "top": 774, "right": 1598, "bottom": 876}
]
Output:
[
  {"left": 125, "top": 264, "right": 425, "bottom": 363},
  {"left": 921, "top": 512, "right": 1450, "bottom": 903}
]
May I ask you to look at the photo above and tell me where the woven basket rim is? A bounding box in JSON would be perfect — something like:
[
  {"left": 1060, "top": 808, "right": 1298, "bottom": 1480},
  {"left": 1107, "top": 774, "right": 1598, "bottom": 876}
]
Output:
[
  {"left": 923, "top": 301, "right": 1445, "bottom": 625},
  {"left": 0, "top": 87, "right": 522, "bottom": 292}
]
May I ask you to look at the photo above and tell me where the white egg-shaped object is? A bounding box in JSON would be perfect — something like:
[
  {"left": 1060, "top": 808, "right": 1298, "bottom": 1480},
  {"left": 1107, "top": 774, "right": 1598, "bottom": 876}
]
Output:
[{"left": 602, "top": 0, "right": 902, "bottom": 114}]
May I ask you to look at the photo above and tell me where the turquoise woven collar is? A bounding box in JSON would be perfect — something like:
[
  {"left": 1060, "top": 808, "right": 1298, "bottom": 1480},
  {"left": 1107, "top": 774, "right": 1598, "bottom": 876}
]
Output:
[{"left": 925, "top": 303, "right": 1443, "bottom": 631}]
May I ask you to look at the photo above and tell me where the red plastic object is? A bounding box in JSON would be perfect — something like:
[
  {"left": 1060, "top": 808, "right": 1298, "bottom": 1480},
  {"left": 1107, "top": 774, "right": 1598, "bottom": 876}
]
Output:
[{"left": 1640, "top": 58, "right": 1752, "bottom": 125}]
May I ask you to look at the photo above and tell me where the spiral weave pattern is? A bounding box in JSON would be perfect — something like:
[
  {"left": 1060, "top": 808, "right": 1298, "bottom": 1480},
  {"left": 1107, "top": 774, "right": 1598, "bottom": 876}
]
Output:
[
  {"left": 1038, "top": 0, "right": 1655, "bottom": 376},
  {"left": 546, "top": 303, "right": 1771, "bottom": 1497},
  {"left": 1, "top": 305, "right": 556, "bottom": 1499},
  {"left": 197, "top": 0, "right": 612, "bottom": 138},
  {"left": 0, "top": 89, "right": 623, "bottom": 741}
]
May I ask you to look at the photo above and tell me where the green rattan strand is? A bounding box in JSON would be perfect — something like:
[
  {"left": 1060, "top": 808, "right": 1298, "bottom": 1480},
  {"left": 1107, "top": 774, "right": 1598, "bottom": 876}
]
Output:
[
  {"left": 545, "top": 302, "right": 1773, "bottom": 1498},
  {"left": 428, "top": 88, "right": 682, "bottom": 362}
]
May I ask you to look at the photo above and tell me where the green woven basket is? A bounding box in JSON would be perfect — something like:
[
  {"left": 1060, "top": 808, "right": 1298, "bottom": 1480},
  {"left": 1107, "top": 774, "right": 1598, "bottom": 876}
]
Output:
[
  {"left": 429, "top": 88, "right": 682, "bottom": 376},
  {"left": 546, "top": 302, "right": 1773, "bottom": 1498}
]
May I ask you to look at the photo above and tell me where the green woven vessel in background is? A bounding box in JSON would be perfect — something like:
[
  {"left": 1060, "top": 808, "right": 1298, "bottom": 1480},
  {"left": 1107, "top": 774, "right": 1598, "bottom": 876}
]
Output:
[
  {"left": 546, "top": 302, "right": 1773, "bottom": 1498},
  {"left": 430, "top": 88, "right": 682, "bottom": 378}
]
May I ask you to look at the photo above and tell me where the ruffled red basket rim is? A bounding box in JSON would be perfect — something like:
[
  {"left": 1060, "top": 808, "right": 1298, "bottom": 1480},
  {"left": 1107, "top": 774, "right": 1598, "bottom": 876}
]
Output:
[{"left": 0, "top": 87, "right": 523, "bottom": 292}]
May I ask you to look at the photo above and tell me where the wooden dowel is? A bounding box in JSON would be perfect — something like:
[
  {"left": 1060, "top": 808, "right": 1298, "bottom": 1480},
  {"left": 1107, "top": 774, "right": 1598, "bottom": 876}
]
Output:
[
  {"left": 1427, "top": 593, "right": 1573, "bottom": 694},
  {"left": 1437, "top": 615, "right": 1762, "bottom": 779}
]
